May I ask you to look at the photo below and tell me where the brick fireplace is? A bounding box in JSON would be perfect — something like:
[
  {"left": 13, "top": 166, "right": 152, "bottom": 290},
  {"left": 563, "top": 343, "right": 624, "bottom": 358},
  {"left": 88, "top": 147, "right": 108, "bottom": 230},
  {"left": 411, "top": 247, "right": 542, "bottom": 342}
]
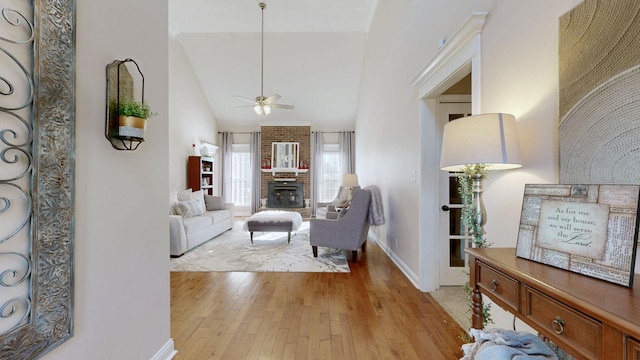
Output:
[{"left": 260, "top": 126, "right": 310, "bottom": 213}]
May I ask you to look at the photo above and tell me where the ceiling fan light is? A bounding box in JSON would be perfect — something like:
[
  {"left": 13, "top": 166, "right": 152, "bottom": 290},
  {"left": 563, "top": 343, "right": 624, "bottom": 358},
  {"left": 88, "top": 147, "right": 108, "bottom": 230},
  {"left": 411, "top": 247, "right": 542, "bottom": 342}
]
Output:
[
  {"left": 263, "top": 105, "right": 271, "bottom": 115},
  {"left": 253, "top": 104, "right": 262, "bottom": 115}
]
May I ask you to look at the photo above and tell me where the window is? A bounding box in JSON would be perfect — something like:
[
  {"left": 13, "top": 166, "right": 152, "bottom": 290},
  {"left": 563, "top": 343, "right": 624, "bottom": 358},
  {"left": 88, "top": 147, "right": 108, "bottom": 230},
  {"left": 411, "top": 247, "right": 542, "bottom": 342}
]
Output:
[
  {"left": 320, "top": 144, "right": 340, "bottom": 202},
  {"left": 231, "top": 144, "right": 251, "bottom": 206}
]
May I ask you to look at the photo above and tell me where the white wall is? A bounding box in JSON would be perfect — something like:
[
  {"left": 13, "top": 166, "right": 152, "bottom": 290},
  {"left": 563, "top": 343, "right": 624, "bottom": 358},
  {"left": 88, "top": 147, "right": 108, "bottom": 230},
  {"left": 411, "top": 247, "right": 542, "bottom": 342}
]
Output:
[
  {"left": 169, "top": 37, "right": 220, "bottom": 192},
  {"left": 357, "top": 0, "right": 581, "bottom": 330},
  {"left": 44, "top": 0, "right": 173, "bottom": 358},
  {"left": 357, "top": 0, "right": 498, "bottom": 279}
]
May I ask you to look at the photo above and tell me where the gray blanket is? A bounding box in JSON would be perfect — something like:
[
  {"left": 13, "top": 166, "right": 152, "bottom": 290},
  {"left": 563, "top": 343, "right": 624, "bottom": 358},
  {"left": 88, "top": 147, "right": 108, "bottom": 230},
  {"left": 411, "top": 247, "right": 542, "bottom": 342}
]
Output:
[
  {"left": 461, "top": 328, "right": 558, "bottom": 360},
  {"left": 364, "top": 185, "right": 385, "bottom": 225}
]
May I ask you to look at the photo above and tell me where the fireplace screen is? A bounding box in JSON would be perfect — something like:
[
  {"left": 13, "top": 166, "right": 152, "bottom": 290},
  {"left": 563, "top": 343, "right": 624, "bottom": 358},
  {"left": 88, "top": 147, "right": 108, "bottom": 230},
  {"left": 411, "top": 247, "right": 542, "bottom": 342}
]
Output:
[{"left": 268, "top": 182, "right": 303, "bottom": 208}]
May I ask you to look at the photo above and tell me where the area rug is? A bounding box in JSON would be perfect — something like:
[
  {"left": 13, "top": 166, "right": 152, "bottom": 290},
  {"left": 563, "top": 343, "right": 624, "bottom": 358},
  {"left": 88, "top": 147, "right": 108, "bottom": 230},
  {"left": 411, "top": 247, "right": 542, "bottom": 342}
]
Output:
[{"left": 170, "top": 221, "right": 350, "bottom": 273}]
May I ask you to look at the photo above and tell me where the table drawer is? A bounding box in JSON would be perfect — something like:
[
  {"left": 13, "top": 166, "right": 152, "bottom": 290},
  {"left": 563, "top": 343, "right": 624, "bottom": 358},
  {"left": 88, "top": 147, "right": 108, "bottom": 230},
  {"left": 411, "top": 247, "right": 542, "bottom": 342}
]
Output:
[
  {"left": 477, "top": 261, "right": 518, "bottom": 311},
  {"left": 627, "top": 336, "right": 640, "bottom": 360},
  {"left": 523, "top": 286, "right": 601, "bottom": 359}
]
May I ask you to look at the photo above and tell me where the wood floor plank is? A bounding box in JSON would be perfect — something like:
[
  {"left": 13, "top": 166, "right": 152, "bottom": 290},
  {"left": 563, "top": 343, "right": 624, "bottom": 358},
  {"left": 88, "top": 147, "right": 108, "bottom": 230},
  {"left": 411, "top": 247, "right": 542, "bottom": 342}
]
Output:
[{"left": 171, "top": 239, "right": 465, "bottom": 359}]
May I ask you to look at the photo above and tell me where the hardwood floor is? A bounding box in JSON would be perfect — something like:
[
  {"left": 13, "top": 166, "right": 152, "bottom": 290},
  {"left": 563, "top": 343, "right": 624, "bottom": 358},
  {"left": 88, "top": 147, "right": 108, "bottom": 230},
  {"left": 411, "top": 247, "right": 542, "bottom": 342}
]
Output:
[{"left": 170, "top": 240, "right": 466, "bottom": 359}]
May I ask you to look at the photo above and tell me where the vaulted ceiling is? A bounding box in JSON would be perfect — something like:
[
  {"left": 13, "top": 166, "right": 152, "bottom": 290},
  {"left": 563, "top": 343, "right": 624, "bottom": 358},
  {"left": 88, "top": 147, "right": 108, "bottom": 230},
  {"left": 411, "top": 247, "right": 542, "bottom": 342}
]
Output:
[{"left": 169, "top": 0, "right": 379, "bottom": 128}]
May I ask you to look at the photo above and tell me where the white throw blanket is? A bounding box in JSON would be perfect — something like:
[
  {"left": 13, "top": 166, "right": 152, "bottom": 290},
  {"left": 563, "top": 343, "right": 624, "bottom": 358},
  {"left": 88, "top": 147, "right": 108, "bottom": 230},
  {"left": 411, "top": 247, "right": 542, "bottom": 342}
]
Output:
[
  {"left": 461, "top": 328, "right": 558, "bottom": 360},
  {"left": 364, "top": 185, "right": 385, "bottom": 225},
  {"left": 242, "top": 211, "right": 303, "bottom": 231}
]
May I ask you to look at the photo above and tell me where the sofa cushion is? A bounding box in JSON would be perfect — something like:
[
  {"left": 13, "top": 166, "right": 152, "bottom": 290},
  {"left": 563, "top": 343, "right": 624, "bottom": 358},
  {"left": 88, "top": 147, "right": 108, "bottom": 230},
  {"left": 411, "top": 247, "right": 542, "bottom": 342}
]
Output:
[
  {"left": 182, "top": 215, "right": 213, "bottom": 233},
  {"left": 174, "top": 200, "right": 205, "bottom": 218},
  {"left": 202, "top": 209, "right": 231, "bottom": 224},
  {"left": 204, "top": 195, "right": 227, "bottom": 211}
]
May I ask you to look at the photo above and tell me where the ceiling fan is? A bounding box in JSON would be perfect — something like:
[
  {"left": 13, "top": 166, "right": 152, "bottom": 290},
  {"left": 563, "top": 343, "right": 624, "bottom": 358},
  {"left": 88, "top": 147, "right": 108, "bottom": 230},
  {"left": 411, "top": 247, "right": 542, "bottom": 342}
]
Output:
[{"left": 234, "top": 2, "right": 295, "bottom": 116}]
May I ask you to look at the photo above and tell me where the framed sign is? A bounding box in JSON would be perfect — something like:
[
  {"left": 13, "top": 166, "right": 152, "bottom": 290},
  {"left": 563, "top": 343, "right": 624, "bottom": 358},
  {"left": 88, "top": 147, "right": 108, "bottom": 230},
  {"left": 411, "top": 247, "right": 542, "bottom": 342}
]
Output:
[{"left": 516, "top": 184, "right": 640, "bottom": 287}]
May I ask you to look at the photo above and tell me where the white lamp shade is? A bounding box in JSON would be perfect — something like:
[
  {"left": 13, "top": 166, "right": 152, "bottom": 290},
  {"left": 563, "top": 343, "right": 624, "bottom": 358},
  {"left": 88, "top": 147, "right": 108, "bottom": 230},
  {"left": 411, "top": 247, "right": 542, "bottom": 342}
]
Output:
[
  {"left": 440, "top": 113, "right": 523, "bottom": 171},
  {"left": 342, "top": 173, "right": 359, "bottom": 187}
]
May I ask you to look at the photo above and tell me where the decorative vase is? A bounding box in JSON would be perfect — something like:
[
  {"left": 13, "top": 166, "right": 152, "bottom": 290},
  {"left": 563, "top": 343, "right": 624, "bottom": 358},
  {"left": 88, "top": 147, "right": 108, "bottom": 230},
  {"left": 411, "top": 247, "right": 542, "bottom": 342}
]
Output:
[{"left": 118, "top": 115, "right": 147, "bottom": 139}]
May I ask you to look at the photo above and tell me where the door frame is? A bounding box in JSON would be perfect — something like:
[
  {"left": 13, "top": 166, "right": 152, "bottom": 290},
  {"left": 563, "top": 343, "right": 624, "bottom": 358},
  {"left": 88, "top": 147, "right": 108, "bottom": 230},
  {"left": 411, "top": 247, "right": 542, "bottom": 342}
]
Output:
[
  {"left": 411, "top": 12, "right": 487, "bottom": 291},
  {"left": 437, "top": 98, "right": 471, "bottom": 285}
]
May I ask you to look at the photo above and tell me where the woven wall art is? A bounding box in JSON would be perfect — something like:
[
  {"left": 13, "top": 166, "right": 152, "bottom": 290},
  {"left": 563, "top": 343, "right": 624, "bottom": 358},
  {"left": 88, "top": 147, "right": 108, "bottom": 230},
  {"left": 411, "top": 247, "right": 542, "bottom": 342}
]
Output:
[{"left": 559, "top": 0, "right": 640, "bottom": 184}]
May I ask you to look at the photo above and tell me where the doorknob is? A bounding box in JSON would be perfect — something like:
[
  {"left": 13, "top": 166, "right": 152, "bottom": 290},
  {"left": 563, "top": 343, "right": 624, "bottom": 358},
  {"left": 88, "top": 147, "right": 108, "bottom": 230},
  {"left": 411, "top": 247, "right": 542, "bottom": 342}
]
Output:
[{"left": 441, "top": 205, "right": 450, "bottom": 211}]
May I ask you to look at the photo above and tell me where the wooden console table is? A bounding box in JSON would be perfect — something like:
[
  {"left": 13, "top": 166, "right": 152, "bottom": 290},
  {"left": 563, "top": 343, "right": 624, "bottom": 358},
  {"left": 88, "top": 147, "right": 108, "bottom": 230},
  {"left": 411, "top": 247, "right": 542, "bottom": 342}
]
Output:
[{"left": 467, "top": 247, "right": 640, "bottom": 360}]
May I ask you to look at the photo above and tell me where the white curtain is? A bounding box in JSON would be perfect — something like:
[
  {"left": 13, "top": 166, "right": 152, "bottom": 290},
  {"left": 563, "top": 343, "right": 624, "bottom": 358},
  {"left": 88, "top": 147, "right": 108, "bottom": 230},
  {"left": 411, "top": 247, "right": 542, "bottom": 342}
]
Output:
[
  {"left": 249, "top": 131, "right": 261, "bottom": 214},
  {"left": 311, "top": 131, "right": 324, "bottom": 216},
  {"left": 220, "top": 132, "right": 233, "bottom": 203},
  {"left": 339, "top": 131, "right": 356, "bottom": 174}
]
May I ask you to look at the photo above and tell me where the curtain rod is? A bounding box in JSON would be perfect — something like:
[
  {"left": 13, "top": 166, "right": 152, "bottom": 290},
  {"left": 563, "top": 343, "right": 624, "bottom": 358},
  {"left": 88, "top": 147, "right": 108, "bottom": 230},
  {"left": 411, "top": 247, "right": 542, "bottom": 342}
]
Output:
[
  {"left": 311, "top": 131, "right": 355, "bottom": 134},
  {"left": 217, "top": 131, "right": 258, "bottom": 134},
  {"left": 218, "top": 131, "right": 354, "bottom": 134}
]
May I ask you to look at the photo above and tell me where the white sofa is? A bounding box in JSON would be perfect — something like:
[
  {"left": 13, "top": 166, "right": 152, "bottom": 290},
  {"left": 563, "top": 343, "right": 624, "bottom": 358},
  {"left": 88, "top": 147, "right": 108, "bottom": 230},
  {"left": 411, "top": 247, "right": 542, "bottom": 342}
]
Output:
[{"left": 169, "top": 189, "right": 234, "bottom": 257}]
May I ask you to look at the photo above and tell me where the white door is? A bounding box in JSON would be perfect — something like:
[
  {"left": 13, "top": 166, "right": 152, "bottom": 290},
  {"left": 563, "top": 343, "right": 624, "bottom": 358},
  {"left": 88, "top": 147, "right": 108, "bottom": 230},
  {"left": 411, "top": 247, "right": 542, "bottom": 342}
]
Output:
[{"left": 438, "top": 99, "right": 472, "bottom": 286}]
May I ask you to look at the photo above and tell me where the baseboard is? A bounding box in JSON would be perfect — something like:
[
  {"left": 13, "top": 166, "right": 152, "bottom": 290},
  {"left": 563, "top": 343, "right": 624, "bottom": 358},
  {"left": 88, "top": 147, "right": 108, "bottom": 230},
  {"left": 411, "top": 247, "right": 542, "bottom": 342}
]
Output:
[
  {"left": 367, "top": 232, "right": 420, "bottom": 289},
  {"left": 151, "top": 339, "right": 177, "bottom": 360}
]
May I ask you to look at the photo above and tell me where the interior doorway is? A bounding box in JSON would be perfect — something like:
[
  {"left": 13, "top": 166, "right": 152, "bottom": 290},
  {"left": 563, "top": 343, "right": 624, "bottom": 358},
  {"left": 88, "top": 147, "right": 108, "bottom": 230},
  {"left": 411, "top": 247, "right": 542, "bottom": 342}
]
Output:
[
  {"left": 412, "top": 12, "right": 486, "bottom": 291},
  {"left": 437, "top": 96, "right": 471, "bottom": 285}
]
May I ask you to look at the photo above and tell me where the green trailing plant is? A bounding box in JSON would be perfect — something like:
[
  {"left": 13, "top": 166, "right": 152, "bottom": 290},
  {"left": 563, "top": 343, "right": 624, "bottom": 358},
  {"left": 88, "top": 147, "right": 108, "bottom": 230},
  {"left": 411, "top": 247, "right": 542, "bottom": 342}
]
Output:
[
  {"left": 457, "top": 164, "right": 493, "bottom": 341},
  {"left": 458, "top": 164, "right": 490, "bottom": 248},
  {"left": 118, "top": 100, "right": 157, "bottom": 119}
]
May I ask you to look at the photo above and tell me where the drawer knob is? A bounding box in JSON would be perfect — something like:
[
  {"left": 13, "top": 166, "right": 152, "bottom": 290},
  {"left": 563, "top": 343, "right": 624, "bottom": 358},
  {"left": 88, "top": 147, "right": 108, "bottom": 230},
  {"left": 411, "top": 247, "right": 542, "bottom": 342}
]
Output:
[
  {"left": 552, "top": 316, "right": 565, "bottom": 334},
  {"left": 490, "top": 279, "right": 498, "bottom": 292}
]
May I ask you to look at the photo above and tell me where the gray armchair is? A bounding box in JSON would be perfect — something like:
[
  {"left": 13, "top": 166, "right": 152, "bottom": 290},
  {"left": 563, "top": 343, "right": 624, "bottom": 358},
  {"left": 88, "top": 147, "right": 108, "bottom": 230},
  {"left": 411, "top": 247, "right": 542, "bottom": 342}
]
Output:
[{"left": 310, "top": 188, "right": 371, "bottom": 262}]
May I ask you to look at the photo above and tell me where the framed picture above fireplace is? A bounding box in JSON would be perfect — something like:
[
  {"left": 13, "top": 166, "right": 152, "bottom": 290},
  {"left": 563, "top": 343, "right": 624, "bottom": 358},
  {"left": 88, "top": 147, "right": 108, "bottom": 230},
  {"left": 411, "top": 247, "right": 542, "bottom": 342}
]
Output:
[
  {"left": 272, "top": 142, "right": 299, "bottom": 169},
  {"left": 262, "top": 142, "right": 309, "bottom": 175}
]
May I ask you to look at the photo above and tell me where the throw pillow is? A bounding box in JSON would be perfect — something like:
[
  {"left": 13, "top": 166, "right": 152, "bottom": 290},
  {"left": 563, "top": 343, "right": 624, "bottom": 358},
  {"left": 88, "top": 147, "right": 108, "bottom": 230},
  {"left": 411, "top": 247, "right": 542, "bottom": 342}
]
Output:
[
  {"left": 169, "top": 191, "right": 179, "bottom": 215},
  {"left": 177, "top": 188, "right": 193, "bottom": 201},
  {"left": 204, "top": 195, "right": 227, "bottom": 211},
  {"left": 174, "top": 200, "right": 204, "bottom": 218},
  {"left": 192, "top": 190, "right": 206, "bottom": 214}
]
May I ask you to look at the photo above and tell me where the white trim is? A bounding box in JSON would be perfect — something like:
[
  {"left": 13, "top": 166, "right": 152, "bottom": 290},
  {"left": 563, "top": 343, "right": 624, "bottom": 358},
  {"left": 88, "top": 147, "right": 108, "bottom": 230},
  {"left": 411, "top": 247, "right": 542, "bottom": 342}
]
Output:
[
  {"left": 411, "top": 12, "right": 487, "bottom": 99},
  {"left": 150, "top": 339, "right": 177, "bottom": 360},
  {"left": 412, "top": 12, "right": 487, "bottom": 292}
]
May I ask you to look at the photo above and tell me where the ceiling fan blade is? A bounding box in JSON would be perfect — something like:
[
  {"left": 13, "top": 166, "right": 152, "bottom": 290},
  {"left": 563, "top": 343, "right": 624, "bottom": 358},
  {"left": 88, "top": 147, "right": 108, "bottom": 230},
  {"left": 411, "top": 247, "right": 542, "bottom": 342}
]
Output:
[
  {"left": 264, "top": 94, "right": 281, "bottom": 103},
  {"left": 233, "top": 95, "right": 258, "bottom": 104},
  {"left": 270, "top": 104, "right": 295, "bottom": 110},
  {"left": 233, "top": 105, "right": 257, "bottom": 109}
]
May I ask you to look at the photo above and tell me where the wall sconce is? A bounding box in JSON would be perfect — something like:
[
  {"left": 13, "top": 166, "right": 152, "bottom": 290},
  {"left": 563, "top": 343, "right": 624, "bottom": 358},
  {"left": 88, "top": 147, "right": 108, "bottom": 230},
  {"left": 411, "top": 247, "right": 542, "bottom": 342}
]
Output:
[
  {"left": 440, "top": 113, "right": 523, "bottom": 237},
  {"left": 105, "top": 58, "right": 152, "bottom": 151}
]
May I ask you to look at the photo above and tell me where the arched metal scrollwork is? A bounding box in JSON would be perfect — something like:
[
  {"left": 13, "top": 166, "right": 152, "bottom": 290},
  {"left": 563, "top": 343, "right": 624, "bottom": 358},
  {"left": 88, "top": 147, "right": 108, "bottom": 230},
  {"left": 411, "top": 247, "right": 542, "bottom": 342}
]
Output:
[{"left": 0, "top": 0, "right": 75, "bottom": 358}]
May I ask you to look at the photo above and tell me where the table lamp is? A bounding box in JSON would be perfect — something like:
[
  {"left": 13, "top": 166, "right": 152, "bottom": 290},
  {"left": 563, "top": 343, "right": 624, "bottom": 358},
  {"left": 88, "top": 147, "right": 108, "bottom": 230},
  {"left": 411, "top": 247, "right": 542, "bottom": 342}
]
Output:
[
  {"left": 440, "top": 113, "right": 522, "bottom": 237},
  {"left": 342, "top": 173, "right": 360, "bottom": 201}
]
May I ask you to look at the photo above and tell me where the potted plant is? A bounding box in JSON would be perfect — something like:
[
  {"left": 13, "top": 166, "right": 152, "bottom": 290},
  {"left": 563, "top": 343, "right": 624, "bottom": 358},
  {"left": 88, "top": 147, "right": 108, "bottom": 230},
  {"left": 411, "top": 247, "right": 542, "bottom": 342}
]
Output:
[{"left": 117, "top": 100, "right": 157, "bottom": 139}]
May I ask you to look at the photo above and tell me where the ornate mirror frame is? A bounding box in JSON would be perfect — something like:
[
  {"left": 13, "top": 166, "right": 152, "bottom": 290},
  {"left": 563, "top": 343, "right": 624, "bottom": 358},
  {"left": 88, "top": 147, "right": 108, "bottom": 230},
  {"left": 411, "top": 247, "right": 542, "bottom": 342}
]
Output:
[
  {"left": 271, "top": 142, "right": 299, "bottom": 170},
  {"left": 0, "top": 0, "right": 75, "bottom": 358}
]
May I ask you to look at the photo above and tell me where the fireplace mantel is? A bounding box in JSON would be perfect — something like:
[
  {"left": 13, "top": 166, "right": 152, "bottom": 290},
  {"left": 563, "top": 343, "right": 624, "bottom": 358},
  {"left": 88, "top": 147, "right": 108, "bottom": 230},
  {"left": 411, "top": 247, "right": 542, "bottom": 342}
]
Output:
[{"left": 261, "top": 168, "right": 309, "bottom": 175}]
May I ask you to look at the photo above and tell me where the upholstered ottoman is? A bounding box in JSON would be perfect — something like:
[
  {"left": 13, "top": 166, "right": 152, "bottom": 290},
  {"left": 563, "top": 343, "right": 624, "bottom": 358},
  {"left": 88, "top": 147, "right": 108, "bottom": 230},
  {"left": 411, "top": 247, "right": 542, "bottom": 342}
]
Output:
[{"left": 242, "top": 211, "right": 303, "bottom": 243}]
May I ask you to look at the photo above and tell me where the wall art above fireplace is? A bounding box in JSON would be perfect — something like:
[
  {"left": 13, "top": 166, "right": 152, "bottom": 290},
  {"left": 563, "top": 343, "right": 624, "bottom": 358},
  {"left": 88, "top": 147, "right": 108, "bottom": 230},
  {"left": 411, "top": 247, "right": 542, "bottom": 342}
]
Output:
[{"left": 261, "top": 142, "right": 309, "bottom": 175}]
